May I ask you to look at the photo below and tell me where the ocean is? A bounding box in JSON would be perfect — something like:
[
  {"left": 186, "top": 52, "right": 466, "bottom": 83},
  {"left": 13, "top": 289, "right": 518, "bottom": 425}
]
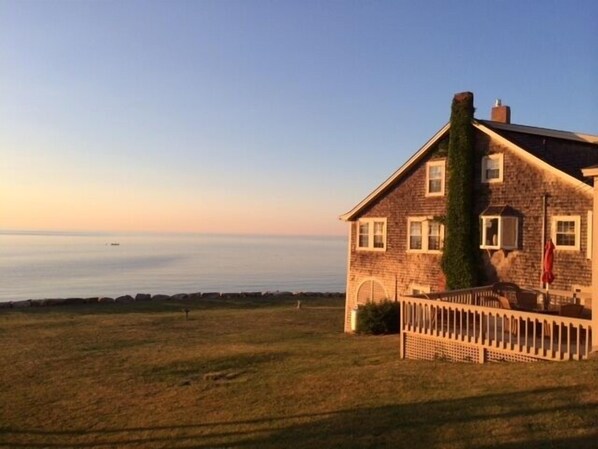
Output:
[{"left": 0, "top": 231, "right": 347, "bottom": 302}]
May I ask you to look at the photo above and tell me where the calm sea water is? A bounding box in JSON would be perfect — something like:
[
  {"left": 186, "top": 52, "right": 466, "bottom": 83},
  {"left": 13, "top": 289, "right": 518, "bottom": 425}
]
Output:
[{"left": 0, "top": 231, "right": 347, "bottom": 302}]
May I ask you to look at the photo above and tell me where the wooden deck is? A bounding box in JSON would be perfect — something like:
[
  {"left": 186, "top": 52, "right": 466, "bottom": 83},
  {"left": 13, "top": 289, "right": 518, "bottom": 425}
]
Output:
[{"left": 399, "top": 287, "right": 593, "bottom": 363}]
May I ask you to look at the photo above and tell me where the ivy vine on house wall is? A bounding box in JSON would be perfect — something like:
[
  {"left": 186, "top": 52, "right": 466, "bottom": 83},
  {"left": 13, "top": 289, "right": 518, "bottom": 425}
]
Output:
[{"left": 441, "top": 92, "right": 480, "bottom": 289}]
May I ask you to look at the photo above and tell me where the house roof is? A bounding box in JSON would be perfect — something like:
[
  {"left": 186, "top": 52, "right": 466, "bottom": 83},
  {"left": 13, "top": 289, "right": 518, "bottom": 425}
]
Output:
[
  {"left": 480, "top": 205, "right": 518, "bottom": 217},
  {"left": 478, "top": 121, "right": 598, "bottom": 144},
  {"left": 339, "top": 123, "right": 449, "bottom": 222},
  {"left": 340, "top": 119, "right": 598, "bottom": 222}
]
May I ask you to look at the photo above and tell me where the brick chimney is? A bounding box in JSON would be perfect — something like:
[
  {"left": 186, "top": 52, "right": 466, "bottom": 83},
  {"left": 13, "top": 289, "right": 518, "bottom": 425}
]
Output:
[{"left": 491, "top": 99, "right": 511, "bottom": 124}]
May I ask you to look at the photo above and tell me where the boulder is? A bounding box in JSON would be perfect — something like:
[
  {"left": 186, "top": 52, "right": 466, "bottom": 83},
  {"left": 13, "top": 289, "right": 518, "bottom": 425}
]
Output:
[
  {"left": 12, "top": 300, "right": 31, "bottom": 308},
  {"left": 326, "top": 292, "right": 345, "bottom": 298},
  {"left": 221, "top": 292, "right": 241, "bottom": 299},
  {"left": 201, "top": 292, "right": 221, "bottom": 298},
  {"left": 98, "top": 297, "right": 115, "bottom": 303},
  {"left": 171, "top": 293, "right": 189, "bottom": 301},
  {"left": 151, "top": 294, "right": 171, "bottom": 301},
  {"left": 272, "top": 291, "right": 293, "bottom": 297},
  {"left": 135, "top": 293, "right": 151, "bottom": 302},
  {"left": 240, "top": 292, "right": 262, "bottom": 297},
  {"left": 41, "top": 298, "right": 66, "bottom": 306},
  {"left": 115, "top": 295, "right": 134, "bottom": 303}
]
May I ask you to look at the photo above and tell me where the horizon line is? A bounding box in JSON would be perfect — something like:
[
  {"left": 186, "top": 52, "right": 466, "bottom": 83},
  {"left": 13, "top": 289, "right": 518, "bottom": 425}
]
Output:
[{"left": 0, "top": 227, "right": 346, "bottom": 239}]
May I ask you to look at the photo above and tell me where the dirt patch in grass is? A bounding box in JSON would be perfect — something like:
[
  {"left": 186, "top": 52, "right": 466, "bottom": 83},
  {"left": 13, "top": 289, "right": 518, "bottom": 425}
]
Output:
[{"left": 142, "top": 351, "right": 288, "bottom": 384}]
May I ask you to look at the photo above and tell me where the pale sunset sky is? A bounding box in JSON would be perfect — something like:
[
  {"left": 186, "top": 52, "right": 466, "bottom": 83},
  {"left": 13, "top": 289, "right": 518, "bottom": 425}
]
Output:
[{"left": 1, "top": 0, "right": 597, "bottom": 236}]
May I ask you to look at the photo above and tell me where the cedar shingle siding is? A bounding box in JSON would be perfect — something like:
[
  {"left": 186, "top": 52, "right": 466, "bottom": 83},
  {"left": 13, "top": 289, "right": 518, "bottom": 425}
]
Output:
[{"left": 344, "top": 126, "right": 597, "bottom": 332}]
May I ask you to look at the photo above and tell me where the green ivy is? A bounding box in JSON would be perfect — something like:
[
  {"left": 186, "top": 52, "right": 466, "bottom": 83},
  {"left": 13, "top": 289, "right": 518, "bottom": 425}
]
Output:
[
  {"left": 441, "top": 92, "right": 479, "bottom": 289},
  {"left": 434, "top": 138, "right": 449, "bottom": 157}
]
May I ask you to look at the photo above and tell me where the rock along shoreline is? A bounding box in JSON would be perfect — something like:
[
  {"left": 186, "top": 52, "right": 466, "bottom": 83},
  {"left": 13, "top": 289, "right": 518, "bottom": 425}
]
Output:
[{"left": 0, "top": 291, "right": 346, "bottom": 309}]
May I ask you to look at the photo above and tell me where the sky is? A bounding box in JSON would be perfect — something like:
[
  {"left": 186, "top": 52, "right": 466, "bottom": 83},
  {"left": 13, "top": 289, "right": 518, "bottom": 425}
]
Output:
[{"left": 1, "top": 0, "right": 597, "bottom": 236}]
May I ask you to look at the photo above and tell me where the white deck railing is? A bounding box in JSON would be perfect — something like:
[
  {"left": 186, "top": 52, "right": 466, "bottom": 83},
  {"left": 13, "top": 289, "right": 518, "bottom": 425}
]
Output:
[
  {"left": 399, "top": 296, "right": 592, "bottom": 362},
  {"left": 412, "top": 285, "right": 496, "bottom": 305}
]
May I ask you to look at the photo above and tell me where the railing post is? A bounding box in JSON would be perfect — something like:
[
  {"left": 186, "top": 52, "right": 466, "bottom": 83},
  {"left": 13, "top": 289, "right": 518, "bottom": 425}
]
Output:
[
  {"left": 478, "top": 346, "right": 485, "bottom": 363},
  {"left": 399, "top": 300, "right": 406, "bottom": 359}
]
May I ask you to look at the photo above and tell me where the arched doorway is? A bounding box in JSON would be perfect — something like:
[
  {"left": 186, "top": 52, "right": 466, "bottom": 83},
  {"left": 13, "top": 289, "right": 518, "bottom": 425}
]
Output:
[{"left": 356, "top": 278, "right": 387, "bottom": 305}]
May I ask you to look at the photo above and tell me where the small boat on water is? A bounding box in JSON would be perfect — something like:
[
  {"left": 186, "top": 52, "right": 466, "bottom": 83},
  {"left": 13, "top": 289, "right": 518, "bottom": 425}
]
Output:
[{"left": 110, "top": 243, "right": 120, "bottom": 246}]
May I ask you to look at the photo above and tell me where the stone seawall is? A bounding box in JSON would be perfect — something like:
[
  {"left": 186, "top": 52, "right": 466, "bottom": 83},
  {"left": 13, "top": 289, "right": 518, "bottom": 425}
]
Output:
[{"left": 0, "top": 291, "right": 345, "bottom": 309}]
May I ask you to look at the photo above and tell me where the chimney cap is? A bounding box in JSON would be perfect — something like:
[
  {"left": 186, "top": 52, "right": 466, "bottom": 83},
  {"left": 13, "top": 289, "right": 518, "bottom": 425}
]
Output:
[{"left": 491, "top": 99, "right": 511, "bottom": 124}]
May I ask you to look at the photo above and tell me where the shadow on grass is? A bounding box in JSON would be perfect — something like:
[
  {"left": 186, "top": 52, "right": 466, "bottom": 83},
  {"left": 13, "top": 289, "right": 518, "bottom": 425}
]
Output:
[{"left": 1, "top": 386, "right": 596, "bottom": 448}]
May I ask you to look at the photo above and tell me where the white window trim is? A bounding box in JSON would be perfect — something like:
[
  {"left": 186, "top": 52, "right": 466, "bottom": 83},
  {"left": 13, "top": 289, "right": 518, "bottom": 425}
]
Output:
[
  {"left": 481, "top": 153, "right": 504, "bottom": 183},
  {"left": 552, "top": 215, "right": 581, "bottom": 251},
  {"left": 407, "top": 216, "right": 444, "bottom": 254},
  {"left": 425, "top": 160, "right": 446, "bottom": 197},
  {"left": 409, "top": 283, "right": 430, "bottom": 295},
  {"left": 356, "top": 218, "right": 387, "bottom": 252},
  {"left": 586, "top": 210, "right": 594, "bottom": 259},
  {"left": 480, "top": 215, "right": 519, "bottom": 250}
]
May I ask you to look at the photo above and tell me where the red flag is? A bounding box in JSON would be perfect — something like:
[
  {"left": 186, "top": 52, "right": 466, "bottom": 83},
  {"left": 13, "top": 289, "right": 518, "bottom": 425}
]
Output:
[{"left": 541, "top": 239, "right": 555, "bottom": 285}]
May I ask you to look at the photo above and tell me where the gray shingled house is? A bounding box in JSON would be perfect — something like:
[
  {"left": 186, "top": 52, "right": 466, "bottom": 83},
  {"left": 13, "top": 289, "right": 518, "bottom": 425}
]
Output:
[{"left": 340, "top": 94, "right": 598, "bottom": 334}]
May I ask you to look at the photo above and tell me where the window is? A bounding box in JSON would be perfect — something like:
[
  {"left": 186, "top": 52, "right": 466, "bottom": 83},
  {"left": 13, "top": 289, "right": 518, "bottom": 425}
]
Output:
[
  {"left": 409, "top": 283, "right": 430, "bottom": 295},
  {"left": 407, "top": 217, "right": 444, "bottom": 253},
  {"left": 479, "top": 205, "right": 519, "bottom": 250},
  {"left": 552, "top": 216, "right": 580, "bottom": 251},
  {"left": 373, "top": 221, "right": 385, "bottom": 249},
  {"left": 481, "top": 154, "right": 504, "bottom": 183},
  {"left": 358, "top": 222, "right": 369, "bottom": 248},
  {"left": 356, "top": 218, "right": 387, "bottom": 251},
  {"left": 480, "top": 216, "right": 518, "bottom": 250},
  {"left": 426, "top": 160, "right": 445, "bottom": 196},
  {"left": 356, "top": 279, "right": 387, "bottom": 304},
  {"left": 428, "top": 221, "right": 442, "bottom": 251}
]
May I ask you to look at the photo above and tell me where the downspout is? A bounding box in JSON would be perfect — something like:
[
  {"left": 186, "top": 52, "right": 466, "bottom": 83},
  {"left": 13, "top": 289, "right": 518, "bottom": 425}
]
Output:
[{"left": 541, "top": 193, "right": 547, "bottom": 288}]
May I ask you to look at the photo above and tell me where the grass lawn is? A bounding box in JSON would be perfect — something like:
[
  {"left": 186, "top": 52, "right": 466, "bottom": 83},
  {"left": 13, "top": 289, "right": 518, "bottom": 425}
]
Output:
[{"left": 0, "top": 296, "right": 597, "bottom": 449}]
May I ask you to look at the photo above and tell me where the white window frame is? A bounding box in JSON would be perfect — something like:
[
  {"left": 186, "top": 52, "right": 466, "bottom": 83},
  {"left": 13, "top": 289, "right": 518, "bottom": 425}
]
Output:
[
  {"left": 407, "top": 217, "right": 444, "bottom": 254},
  {"left": 586, "top": 210, "right": 594, "bottom": 259},
  {"left": 356, "top": 218, "right": 387, "bottom": 252},
  {"left": 481, "top": 153, "right": 504, "bottom": 183},
  {"left": 425, "top": 160, "right": 446, "bottom": 197},
  {"left": 552, "top": 215, "right": 580, "bottom": 251},
  {"left": 409, "top": 283, "right": 431, "bottom": 296},
  {"left": 480, "top": 215, "right": 518, "bottom": 250}
]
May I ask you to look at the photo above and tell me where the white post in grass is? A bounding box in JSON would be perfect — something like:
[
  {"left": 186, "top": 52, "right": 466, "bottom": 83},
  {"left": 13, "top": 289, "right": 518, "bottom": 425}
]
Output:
[{"left": 581, "top": 166, "right": 598, "bottom": 355}]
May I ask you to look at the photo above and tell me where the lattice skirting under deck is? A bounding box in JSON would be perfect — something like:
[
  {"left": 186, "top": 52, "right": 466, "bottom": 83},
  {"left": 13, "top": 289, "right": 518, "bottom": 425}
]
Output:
[{"left": 403, "top": 333, "right": 540, "bottom": 363}]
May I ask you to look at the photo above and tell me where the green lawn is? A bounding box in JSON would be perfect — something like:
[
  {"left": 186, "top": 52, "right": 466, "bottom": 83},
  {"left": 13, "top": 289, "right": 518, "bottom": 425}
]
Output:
[{"left": 0, "top": 296, "right": 596, "bottom": 449}]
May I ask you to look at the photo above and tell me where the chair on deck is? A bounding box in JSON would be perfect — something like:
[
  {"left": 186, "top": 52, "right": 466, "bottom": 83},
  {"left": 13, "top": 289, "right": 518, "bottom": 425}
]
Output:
[
  {"left": 495, "top": 295, "right": 518, "bottom": 336},
  {"left": 477, "top": 295, "right": 500, "bottom": 308},
  {"left": 496, "top": 296, "right": 513, "bottom": 310},
  {"left": 558, "top": 304, "right": 586, "bottom": 343},
  {"left": 492, "top": 282, "right": 520, "bottom": 307},
  {"left": 516, "top": 291, "right": 539, "bottom": 311},
  {"left": 559, "top": 304, "right": 584, "bottom": 318}
]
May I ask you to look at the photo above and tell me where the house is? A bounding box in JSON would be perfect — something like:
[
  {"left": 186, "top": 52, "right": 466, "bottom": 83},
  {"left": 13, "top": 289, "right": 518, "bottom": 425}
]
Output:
[{"left": 340, "top": 92, "right": 598, "bottom": 334}]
